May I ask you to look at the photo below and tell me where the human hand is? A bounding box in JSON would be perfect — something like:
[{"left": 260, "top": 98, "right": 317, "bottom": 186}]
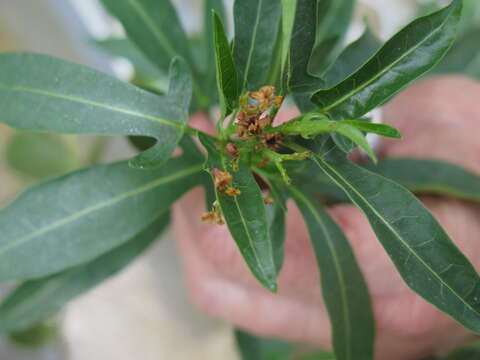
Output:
[{"left": 173, "top": 76, "right": 480, "bottom": 360}]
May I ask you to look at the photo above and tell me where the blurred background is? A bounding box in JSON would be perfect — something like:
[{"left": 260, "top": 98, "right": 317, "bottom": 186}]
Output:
[{"left": 0, "top": 0, "right": 478, "bottom": 359}]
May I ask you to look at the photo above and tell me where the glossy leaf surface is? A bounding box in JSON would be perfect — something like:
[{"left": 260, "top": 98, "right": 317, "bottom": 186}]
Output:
[
  {"left": 199, "top": 133, "right": 277, "bottom": 291},
  {"left": 290, "top": 186, "right": 374, "bottom": 360},
  {"left": 0, "top": 155, "right": 203, "bottom": 282},
  {"left": 235, "top": 329, "right": 293, "bottom": 360},
  {"left": 233, "top": 0, "right": 282, "bottom": 92},
  {"left": 0, "top": 53, "right": 191, "bottom": 169},
  {"left": 312, "top": 0, "right": 463, "bottom": 119},
  {"left": 213, "top": 12, "right": 238, "bottom": 117},
  {"left": 366, "top": 158, "right": 480, "bottom": 202},
  {"left": 0, "top": 213, "right": 170, "bottom": 333},
  {"left": 314, "top": 152, "right": 480, "bottom": 333}
]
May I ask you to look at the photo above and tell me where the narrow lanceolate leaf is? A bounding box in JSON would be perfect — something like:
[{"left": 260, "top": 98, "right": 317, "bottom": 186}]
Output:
[
  {"left": 0, "top": 213, "right": 170, "bottom": 333},
  {"left": 288, "top": 0, "right": 323, "bottom": 93},
  {"left": 99, "top": 0, "right": 193, "bottom": 74},
  {"left": 274, "top": 116, "right": 377, "bottom": 162},
  {"left": 213, "top": 12, "right": 238, "bottom": 117},
  {"left": 0, "top": 154, "right": 203, "bottom": 282},
  {"left": 322, "top": 26, "right": 382, "bottom": 87},
  {"left": 313, "top": 151, "right": 480, "bottom": 333},
  {"left": 235, "top": 329, "right": 293, "bottom": 360},
  {"left": 204, "top": 0, "right": 227, "bottom": 100},
  {"left": 366, "top": 158, "right": 480, "bottom": 202},
  {"left": 308, "top": 0, "right": 356, "bottom": 76},
  {"left": 233, "top": 0, "right": 282, "bottom": 92},
  {"left": 342, "top": 120, "right": 402, "bottom": 139},
  {"left": 311, "top": 0, "right": 463, "bottom": 120},
  {"left": 199, "top": 133, "right": 277, "bottom": 291},
  {"left": 280, "top": 0, "right": 297, "bottom": 83},
  {"left": 0, "top": 53, "right": 191, "bottom": 169},
  {"left": 290, "top": 186, "right": 374, "bottom": 360}
]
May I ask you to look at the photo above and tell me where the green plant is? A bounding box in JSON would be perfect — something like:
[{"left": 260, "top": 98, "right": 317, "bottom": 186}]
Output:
[{"left": 0, "top": 0, "right": 479, "bottom": 359}]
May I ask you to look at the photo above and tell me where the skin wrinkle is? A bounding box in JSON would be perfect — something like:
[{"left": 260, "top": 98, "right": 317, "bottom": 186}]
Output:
[{"left": 174, "top": 76, "right": 480, "bottom": 360}]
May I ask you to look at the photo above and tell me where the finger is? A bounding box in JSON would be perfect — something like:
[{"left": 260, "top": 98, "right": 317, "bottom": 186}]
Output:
[{"left": 380, "top": 76, "right": 480, "bottom": 172}]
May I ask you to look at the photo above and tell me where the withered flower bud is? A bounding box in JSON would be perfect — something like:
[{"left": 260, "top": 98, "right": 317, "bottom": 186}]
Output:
[{"left": 212, "top": 167, "right": 233, "bottom": 191}]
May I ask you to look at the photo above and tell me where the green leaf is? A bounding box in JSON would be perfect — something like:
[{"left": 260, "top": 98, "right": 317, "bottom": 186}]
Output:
[
  {"left": 213, "top": 12, "right": 239, "bottom": 117},
  {"left": 199, "top": 133, "right": 277, "bottom": 292},
  {"left": 0, "top": 213, "right": 170, "bottom": 333},
  {"left": 444, "top": 347, "right": 480, "bottom": 360},
  {"left": 366, "top": 158, "right": 480, "bottom": 202},
  {"left": 311, "top": 0, "right": 463, "bottom": 120},
  {"left": 313, "top": 150, "right": 480, "bottom": 334},
  {"left": 288, "top": 0, "right": 323, "bottom": 93},
  {"left": 342, "top": 120, "right": 402, "bottom": 139},
  {"left": 233, "top": 0, "right": 282, "bottom": 92},
  {"left": 274, "top": 115, "right": 377, "bottom": 162},
  {"left": 308, "top": 0, "right": 356, "bottom": 76},
  {"left": 92, "top": 37, "right": 168, "bottom": 92},
  {"left": 433, "top": 27, "right": 480, "bottom": 79},
  {"left": 266, "top": 200, "right": 286, "bottom": 275},
  {"left": 280, "top": 0, "right": 297, "bottom": 88},
  {"left": 0, "top": 53, "right": 191, "bottom": 169},
  {"left": 6, "top": 132, "right": 78, "bottom": 180},
  {"left": 99, "top": 0, "right": 193, "bottom": 74},
  {"left": 322, "top": 26, "right": 382, "bottom": 87},
  {"left": 297, "top": 349, "right": 336, "bottom": 360},
  {"left": 290, "top": 186, "right": 374, "bottom": 360},
  {"left": 235, "top": 329, "right": 293, "bottom": 360},
  {"left": 0, "top": 154, "right": 203, "bottom": 282},
  {"left": 204, "top": 0, "right": 227, "bottom": 94}
]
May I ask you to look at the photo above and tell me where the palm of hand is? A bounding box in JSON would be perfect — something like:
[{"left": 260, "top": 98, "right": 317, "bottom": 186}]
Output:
[{"left": 174, "top": 76, "right": 480, "bottom": 360}]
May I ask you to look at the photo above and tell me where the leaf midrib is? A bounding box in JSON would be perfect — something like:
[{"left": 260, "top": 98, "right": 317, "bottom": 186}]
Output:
[
  {"left": 290, "top": 187, "right": 352, "bottom": 359},
  {"left": 0, "top": 164, "right": 202, "bottom": 257},
  {"left": 314, "top": 157, "right": 480, "bottom": 317},
  {"left": 0, "top": 84, "right": 183, "bottom": 129},
  {"left": 320, "top": 5, "right": 454, "bottom": 113}
]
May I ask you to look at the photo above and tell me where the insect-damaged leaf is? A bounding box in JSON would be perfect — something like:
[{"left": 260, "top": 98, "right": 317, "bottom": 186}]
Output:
[
  {"left": 233, "top": 0, "right": 282, "bottom": 92},
  {"left": 0, "top": 154, "right": 203, "bottom": 282},
  {"left": 0, "top": 53, "right": 192, "bottom": 169},
  {"left": 290, "top": 185, "right": 374, "bottom": 360},
  {"left": 313, "top": 150, "right": 480, "bottom": 334},
  {"left": 0, "top": 213, "right": 170, "bottom": 333},
  {"left": 311, "top": 0, "right": 463, "bottom": 120},
  {"left": 199, "top": 133, "right": 277, "bottom": 291}
]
